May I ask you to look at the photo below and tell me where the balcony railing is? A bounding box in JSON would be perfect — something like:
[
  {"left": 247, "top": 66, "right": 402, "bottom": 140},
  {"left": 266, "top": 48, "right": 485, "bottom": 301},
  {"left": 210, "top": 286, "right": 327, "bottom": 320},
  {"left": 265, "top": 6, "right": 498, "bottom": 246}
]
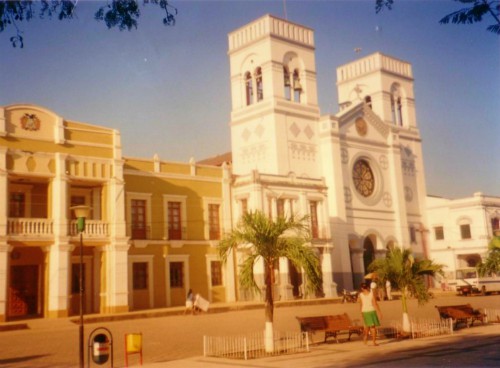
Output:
[
  {"left": 7, "top": 218, "right": 54, "bottom": 236},
  {"left": 7, "top": 218, "right": 109, "bottom": 238},
  {"left": 69, "top": 220, "right": 109, "bottom": 237}
]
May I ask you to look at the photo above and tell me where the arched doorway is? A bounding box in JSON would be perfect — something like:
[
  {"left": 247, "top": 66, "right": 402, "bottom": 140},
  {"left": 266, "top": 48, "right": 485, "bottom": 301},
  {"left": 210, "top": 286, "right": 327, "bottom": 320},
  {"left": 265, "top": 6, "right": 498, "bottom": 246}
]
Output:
[{"left": 363, "top": 237, "right": 375, "bottom": 274}]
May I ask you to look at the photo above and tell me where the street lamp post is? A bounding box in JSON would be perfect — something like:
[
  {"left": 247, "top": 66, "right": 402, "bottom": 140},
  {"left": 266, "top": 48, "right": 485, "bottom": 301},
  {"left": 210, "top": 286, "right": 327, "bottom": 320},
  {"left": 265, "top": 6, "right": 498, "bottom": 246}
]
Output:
[{"left": 71, "top": 205, "right": 91, "bottom": 368}]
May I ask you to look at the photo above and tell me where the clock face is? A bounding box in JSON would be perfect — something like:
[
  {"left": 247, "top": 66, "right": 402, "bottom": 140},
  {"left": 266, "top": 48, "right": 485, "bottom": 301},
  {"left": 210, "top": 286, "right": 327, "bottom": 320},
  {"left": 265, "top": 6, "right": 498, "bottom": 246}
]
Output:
[{"left": 352, "top": 159, "right": 375, "bottom": 197}]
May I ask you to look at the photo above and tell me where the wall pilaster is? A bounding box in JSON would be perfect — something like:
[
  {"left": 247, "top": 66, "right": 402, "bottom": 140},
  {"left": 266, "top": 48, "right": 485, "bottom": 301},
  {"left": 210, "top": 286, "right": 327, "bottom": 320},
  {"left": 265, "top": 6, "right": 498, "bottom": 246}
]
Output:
[
  {"left": 46, "top": 242, "right": 72, "bottom": 318},
  {"left": 101, "top": 242, "right": 130, "bottom": 314},
  {"left": 0, "top": 243, "right": 11, "bottom": 322}
]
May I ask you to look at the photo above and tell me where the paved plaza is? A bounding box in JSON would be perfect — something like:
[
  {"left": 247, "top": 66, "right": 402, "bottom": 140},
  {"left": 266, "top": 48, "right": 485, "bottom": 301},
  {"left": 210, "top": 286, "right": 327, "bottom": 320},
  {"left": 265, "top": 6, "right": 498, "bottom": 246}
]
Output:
[{"left": 0, "top": 293, "right": 499, "bottom": 367}]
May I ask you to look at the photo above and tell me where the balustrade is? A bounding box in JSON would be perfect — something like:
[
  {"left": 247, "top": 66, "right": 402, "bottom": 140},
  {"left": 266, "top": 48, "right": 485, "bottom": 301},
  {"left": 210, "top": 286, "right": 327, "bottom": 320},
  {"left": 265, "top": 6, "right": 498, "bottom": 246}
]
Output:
[
  {"left": 7, "top": 218, "right": 53, "bottom": 236},
  {"left": 6, "top": 218, "right": 109, "bottom": 237},
  {"left": 69, "top": 219, "right": 109, "bottom": 237}
]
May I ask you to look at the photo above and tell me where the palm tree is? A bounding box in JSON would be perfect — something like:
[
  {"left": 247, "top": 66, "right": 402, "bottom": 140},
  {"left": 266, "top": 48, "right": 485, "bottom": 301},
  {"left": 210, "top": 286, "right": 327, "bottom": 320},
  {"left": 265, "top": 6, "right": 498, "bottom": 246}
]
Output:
[
  {"left": 369, "top": 247, "right": 443, "bottom": 333},
  {"left": 477, "top": 231, "right": 500, "bottom": 277},
  {"left": 218, "top": 210, "right": 322, "bottom": 352}
]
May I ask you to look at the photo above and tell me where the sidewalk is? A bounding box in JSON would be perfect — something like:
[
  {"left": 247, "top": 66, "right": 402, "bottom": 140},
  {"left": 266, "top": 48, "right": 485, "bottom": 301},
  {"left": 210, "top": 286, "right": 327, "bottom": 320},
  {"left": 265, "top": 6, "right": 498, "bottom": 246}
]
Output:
[
  {"left": 143, "top": 323, "right": 500, "bottom": 368},
  {"left": 1, "top": 292, "right": 498, "bottom": 367}
]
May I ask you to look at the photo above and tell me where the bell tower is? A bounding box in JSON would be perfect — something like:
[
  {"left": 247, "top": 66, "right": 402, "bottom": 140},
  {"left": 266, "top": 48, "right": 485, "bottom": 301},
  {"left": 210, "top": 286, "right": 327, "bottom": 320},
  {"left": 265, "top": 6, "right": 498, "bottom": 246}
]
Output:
[
  {"left": 228, "top": 15, "right": 321, "bottom": 177},
  {"left": 336, "top": 52, "right": 417, "bottom": 130}
]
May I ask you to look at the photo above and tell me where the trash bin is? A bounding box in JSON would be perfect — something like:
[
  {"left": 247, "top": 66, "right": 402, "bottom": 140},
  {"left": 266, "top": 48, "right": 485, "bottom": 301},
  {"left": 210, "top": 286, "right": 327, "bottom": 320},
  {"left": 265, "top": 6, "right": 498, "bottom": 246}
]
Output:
[{"left": 92, "top": 333, "right": 110, "bottom": 365}]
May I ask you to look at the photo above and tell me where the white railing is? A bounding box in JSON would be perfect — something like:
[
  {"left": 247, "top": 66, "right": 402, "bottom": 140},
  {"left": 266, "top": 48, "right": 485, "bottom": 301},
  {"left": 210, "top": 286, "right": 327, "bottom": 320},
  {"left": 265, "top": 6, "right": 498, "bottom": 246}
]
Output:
[
  {"left": 7, "top": 218, "right": 109, "bottom": 237},
  {"left": 7, "top": 218, "right": 53, "bottom": 236},
  {"left": 484, "top": 308, "right": 500, "bottom": 324},
  {"left": 389, "top": 318, "right": 453, "bottom": 339},
  {"left": 69, "top": 220, "right": 109, "bottom": 237},
  {"left": 204, "top": 331, "right": 308, "bottom": 360}
]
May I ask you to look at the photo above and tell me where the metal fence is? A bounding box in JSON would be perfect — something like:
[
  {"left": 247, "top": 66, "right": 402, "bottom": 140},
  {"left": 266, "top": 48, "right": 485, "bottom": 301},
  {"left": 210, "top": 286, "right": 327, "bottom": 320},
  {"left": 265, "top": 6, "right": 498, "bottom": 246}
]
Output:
[
  {"left": 389, "top": 318, "right": 454, "bottom": 339},
  {"left": 203, "top": 330, "right": 309, "bottom": 360}
]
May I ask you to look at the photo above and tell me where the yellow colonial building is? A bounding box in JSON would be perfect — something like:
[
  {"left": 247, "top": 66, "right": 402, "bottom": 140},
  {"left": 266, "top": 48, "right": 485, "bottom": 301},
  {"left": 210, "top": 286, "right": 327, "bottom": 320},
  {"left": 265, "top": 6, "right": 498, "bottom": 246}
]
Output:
[
  {"left": 0, "top": 104, "right": 129, "bottom": 321},
  {"left": 123, "top": 156, "right": 233, "bottom": 310},
  {"left": 0, "top": 104, "right": 232, "bottom": 322}
]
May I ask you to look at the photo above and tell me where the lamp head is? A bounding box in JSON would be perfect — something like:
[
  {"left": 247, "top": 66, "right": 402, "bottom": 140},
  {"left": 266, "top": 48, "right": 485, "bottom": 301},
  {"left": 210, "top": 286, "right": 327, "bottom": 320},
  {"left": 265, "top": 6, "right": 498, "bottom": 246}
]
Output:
[{"left": 71, "top": 205, "right": 91, "bottom": 233}]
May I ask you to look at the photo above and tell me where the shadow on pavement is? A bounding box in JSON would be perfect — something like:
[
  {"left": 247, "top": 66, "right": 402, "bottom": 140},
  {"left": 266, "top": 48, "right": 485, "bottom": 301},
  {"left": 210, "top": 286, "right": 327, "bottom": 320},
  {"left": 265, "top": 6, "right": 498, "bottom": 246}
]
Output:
[
  {"left": 0, "top": 354, "right": 50, "bottom": 365},
  {"left": 330, "top": 333, "right": 500, "bottom": 367}
]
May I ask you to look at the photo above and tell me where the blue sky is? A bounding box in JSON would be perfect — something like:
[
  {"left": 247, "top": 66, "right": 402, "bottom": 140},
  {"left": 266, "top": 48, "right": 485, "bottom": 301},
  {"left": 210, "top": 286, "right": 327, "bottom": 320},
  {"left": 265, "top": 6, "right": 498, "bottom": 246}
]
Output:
[{"left": 1, "top": 0, "right": 498, "bottom": 199}]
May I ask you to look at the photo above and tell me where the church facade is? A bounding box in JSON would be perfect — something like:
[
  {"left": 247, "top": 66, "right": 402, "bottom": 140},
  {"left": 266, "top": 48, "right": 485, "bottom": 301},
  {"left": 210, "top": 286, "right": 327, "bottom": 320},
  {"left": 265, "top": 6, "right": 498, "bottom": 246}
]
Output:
[
  {"left": 0, "top": 14, "right": 498, "bottom": 322},
  {"left": 226, "top": 15, "right": 428, "bottom": 296}
]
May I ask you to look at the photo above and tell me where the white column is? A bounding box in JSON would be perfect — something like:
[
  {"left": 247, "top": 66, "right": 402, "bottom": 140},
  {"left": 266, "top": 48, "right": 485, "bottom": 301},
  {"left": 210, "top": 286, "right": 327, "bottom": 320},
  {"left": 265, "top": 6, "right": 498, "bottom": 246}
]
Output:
[
  {"left": 299, "top": 192, "right": 308, "bottom": 218},
  {"left": 46, "top": 242, "right": 72, "bottom": 318},
  {"left": 52, "top": 153, "right": 68, "bottom": 238},
  {"left": 0, "top": 243, "right": 11, "bottom": 322},
  {"left": 321, "top": 248, "right": 338, "bottom": 298},
  {"left": 107, "top": 166, "right": 127, "bottom": 239},
  {"left": 249, "top": 170, "right": 264, "bottom": 211},
  {"left": 102, "top": 242, "right": 130, "bottom": 313},
  {"left": 102, "top": 157, "right": 130, "bottom": 313},
  {"left": 270, "top": 197, "right": 277, "bottom": 219},
  {"left": 278, "top": 257, "right": 293, "bottom": 300},
  {"left": 317, "top": 200, "right": 325, "bottom": 238}
]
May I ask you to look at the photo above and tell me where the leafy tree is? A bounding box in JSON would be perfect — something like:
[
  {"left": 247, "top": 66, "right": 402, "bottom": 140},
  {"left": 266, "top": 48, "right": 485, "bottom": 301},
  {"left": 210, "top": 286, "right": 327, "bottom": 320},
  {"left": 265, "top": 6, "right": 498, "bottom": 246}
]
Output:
[
  {"left": 0, "top": 0, "right": 177, "bottom": 48},
  {"left": 369, "top": 247, "right": 444, "bottom": 333},
  {"left": 375, "top": 0, "right": 500, "bottom": 34},
  {"left": 218, "top": 210, "right": 322, "bottom": 352},
  {"left": 477, "top": 231, "right": 500, "bottom": 276}
]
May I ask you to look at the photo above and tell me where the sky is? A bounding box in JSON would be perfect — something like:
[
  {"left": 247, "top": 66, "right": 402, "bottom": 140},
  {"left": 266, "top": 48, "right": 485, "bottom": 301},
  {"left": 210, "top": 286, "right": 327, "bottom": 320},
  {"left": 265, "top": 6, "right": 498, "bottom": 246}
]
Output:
[{"left": 1, "top": 0, "right": 499, "bottom": 199}]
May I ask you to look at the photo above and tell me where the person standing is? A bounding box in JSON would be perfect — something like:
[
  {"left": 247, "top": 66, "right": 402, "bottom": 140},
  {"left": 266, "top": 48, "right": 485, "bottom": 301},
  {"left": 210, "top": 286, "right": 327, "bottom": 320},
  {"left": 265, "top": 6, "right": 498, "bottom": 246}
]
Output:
[
  {"left": 185, "top": 289, "right": 195, "bottom": 315},
  {"left": 359, "top": 282, "right": 382, "bottom": 346},
  {"left": 385, "top": 279, "right": 392, "bottom": 300},
  {"left": 370, "top": 278, "right": 378, "bottom": 300}
]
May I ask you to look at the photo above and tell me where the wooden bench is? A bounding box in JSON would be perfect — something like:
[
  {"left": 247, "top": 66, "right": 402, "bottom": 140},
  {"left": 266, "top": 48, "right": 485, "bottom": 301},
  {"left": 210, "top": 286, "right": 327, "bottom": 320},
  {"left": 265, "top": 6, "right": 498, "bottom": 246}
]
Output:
[
  {"left": 296, "top": 313, "right": 363, "bottom": 343},
  {"left": 435, "top": 304, "right": 486, "bottom": 328}
]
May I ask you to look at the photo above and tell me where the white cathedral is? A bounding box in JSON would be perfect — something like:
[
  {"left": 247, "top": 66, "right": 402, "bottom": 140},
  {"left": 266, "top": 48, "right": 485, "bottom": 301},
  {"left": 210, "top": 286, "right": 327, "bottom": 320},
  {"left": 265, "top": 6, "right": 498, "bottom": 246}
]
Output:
[{"left": 209, "top": 14, "right": 429, "bottom": 297}]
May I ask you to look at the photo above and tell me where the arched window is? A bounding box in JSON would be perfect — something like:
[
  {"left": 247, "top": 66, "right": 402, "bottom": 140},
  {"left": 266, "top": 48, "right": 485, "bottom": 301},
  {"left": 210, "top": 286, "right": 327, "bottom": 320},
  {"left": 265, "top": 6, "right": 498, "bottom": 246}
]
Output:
[
  {"left": 283, "top": 66, "right": 291, "bottom": 101},
  {"left": 390, "top": 85, "right": 403, "bottom": 126},
  {"left": 391, "top": 95, "right": 396, "bottom": 123},
  {"left": 364, "top": 95, "right": 372, "bottom": 109},
  {"left": 245, "top": 71, "right": 253, "bottom": 106},
  {"left": 255, "top": 67, "right": 263, "bottom": 102},
  {"left": 293, "top": 69, "right": 302, "bottom": 103},
  {"left": 396, "top": 97, "right": 403, "bottom": 125},
  {"left": 390, "top": 95, "right": 403, "bottom": 126}
]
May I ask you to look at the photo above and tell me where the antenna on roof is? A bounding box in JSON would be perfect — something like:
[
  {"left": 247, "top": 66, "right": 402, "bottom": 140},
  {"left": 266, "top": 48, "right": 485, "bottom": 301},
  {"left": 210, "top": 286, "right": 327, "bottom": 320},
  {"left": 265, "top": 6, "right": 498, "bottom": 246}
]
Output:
[{"left": 283, "top": 0, "right": 288, "bottom": 20}]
